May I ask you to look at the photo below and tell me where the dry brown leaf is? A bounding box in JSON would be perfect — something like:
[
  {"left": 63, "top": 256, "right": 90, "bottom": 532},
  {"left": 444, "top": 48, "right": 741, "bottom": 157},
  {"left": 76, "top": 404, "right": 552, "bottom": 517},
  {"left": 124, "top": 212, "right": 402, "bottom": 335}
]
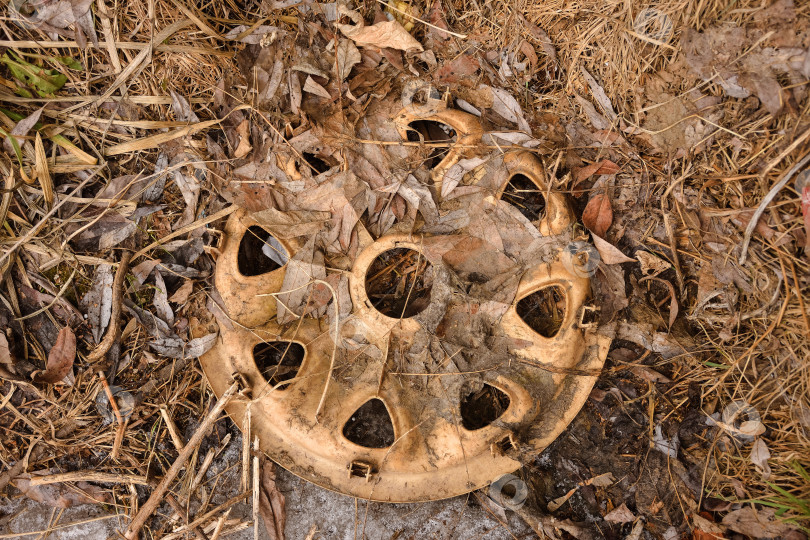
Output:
[
  {"left": 586, "top": 472, "right": 614, "bottom": 487},
  {"left": 33, "top": 327, "right": 75, "bottom": 384},
  {"left": 259, "top": 458, "right": 286, "bottom": 540},
  {"left": 169, "top": 280, "right": 194, "bottom": 304},
  {"left": 629, "top": 365, "right": 672, "bottom": 383},
  {"left": 573, "top": 159, "right": 620, "bottom": 186},
  {"left": 582, "top": 191, "right": 612, "bottom": 238},
  {"left": 336, "top": 18, "right": 423, "bottom": 52},
  {"left": 722, "top": 507, "right": 791, "bottom": 538},
  {"left": 636, "top": 251, "right": 670, "bottom": 276},
  {"left": 482, "top": 85, "right": 531, "bottom": 132},
  {"left": 581, "top": 67, "right": 616, "bottom": 121},
  {"left": 0, "top": 332, "right": 23, "bottom": 382},
  {"left": 547, "top": 486, "right": 578, "bottom": 512},
  {"left": 303, "top": 75, "right": 332, "bottom": 99},
  {"left": 234, "top": 119, "right": 252, "bottom": 159},
  {"left": 604, "top": 503, "right": 635, "bottom": 523},
  {"left": 591, "top": 234, "right": 634, "bottom": 264},
  {"left": 435, "top": 55, "right": 480, "bottom": 84},
  {"left": 336, "top": 39, "right": 361, "bottom": 81},
  {"left": 750, "top": 439, "right": 771, "bottom": 480}
]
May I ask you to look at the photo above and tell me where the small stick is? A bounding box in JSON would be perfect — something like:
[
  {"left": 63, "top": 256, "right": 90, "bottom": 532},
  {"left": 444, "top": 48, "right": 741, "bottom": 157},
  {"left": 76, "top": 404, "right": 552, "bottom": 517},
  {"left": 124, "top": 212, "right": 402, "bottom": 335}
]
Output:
[
  {"left": 98, "top": 371, "right": 123, "bottom": 425},
  {"left": 210, "top": 508, "right": 231, "bottom": 540},
  {"left": 252, "top": 436, "right": 260, "bottom": 540},
  {"left": 160, "top": 406, "right": 185, "bottom": 452},
  {"left": 29, "top": 471, "right": 149, "bottom": 486},
  {"left": 189, "top": 448, "right": 215, "bottom": 496},
  {"left": 164, "top": 494, "right": 209, "bottom": 540},
  {"left": 98, "top": 370, "right": 126, "bottom": 460},
  {"left": 111, "top": 420, "right": 127, "bottom": 460},
  {"left": 124, "top": 382, "right": 239, "bottom": 540},
  {"left": 87, "top": 251, "right": 132, "bottom": 364},
  {"left": 241, "top": 406, "right": 251, "bottom": 493}
]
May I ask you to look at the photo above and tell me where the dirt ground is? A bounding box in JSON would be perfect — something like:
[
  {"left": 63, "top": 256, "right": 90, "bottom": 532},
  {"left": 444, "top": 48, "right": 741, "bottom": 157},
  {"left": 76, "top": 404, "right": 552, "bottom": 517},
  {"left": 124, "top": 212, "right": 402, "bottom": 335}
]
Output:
[{"left": 1, "top": 0, "right": 809, "bottom": 539}]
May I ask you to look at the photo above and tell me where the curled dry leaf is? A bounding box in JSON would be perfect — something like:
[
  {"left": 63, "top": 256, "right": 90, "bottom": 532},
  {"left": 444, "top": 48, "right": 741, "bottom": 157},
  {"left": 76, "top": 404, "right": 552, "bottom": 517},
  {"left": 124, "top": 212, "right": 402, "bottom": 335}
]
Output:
[
  {"left": 259, "top": 458, "right": 286, "bottom": 540},
  {"left": 574, "top": 159, "right": 620, "bottom": 185},
  {"left": 82, "top": 264, "right": 114, "bottom": 342},
  {"left": 750, "top": 438, "right": 771, "bottom": 480},
  {"left": 639, "top": 276, "right": 678, "bottom": 328},
  {"left": 336, "top": 39, "right": 361, "bottom": 81},
  {"left": 33, "top": 326, "right": 75, "bottom": 384}
]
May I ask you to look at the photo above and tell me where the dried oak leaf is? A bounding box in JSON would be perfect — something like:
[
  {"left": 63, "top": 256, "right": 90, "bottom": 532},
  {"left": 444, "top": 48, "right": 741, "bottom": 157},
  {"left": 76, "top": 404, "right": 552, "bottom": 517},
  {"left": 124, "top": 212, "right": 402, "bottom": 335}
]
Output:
[
  {"left": 435, "top": 54, "right": 480, "bottom": 85},
  {"left": 336, "top": 8, "right": 423, "bottom": 52},
  {"left": 32, "top": 326, "right": 75, "bottom": 384},
  {"left": 722, "top": 507, "right": 792, "bottom": 538},
  {"left": 574, "top": 159, "right": 620, "bottom": 186},
  {"left": 336, "top": 39, "right": 361, "bottom": 81}
]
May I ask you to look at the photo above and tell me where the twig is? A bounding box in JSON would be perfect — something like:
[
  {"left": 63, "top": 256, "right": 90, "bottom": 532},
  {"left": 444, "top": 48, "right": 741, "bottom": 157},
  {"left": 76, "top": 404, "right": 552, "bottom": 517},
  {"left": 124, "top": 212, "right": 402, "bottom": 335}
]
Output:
[
  {"left": 210, "top": 508, "right": 231, "bottom": 540},
  {"left": 739, "top": 145, "right": 810, "bottom": 263},
  {"left": 160, "top": 406, "right": 185, "bottom": 452},
  {"left": 371, "top": 0, "right": 467, "bottom": 38},
  {"left": 87, "top": 252, "right": 132, "bottom": 364},
  {"left": 131, "top": 205, "right": 237, "bottom": 260},
  {"left": 252, "top": 436, "right": 260, "bottom": 540},
  {"left": 123, "top": 382, "right": 239, "bottom": 540},
  {"left": 29, "top": 472, "right": 149, "bottom": 486}
]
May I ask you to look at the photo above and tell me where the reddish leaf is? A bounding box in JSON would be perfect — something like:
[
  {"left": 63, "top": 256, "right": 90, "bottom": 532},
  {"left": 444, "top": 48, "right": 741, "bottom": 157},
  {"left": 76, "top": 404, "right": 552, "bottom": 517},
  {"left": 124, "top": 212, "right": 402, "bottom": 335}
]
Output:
[
  {"left": 435, "top": 55, "right": 479, "bottom": 84},
  {"left": 574, "top": 159, "right": 620, "bottom": 185},
  {"left": 582, "top": 191, "right": 613, "bottom": 237},
  {"left": 33, "top": 327, "right": 76, "bottom": 384}
]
